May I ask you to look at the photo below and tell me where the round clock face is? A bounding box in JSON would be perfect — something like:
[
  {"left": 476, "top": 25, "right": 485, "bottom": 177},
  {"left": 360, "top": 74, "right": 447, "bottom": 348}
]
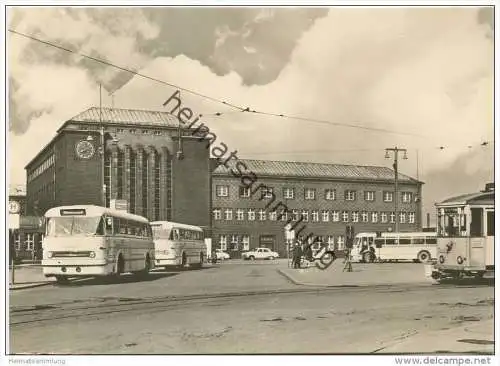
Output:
[
  {"left": 75, "top": 140, "right": 95, "bottom": 159},
  {"left": 9, "top": 200, "right": 20, "bottom": 214}
]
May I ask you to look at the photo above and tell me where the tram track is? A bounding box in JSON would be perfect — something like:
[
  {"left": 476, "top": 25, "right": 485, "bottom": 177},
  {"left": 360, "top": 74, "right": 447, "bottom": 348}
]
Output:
[{"left": 9, "top": 282, "right": 491, "bottom": 327}]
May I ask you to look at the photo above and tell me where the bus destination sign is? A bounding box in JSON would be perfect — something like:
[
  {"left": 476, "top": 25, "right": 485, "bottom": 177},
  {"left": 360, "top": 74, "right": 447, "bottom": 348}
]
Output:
[{"left": 60, "top": 209, "right": 86, "bottom": 216}]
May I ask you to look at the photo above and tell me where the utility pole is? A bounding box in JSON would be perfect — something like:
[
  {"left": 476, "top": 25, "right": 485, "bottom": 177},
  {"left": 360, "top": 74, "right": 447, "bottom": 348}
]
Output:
[
  {"left": 99, "top": 83, "right": 106, "bottom": 207},
  {"left": 385, "top": 147, "right": 408, "bottom": 233}
]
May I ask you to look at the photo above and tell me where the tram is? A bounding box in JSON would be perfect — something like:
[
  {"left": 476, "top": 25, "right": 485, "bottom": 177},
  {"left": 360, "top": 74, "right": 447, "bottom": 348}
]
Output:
[{"left": 431, "top": 183, "right": 494, "bottom": 280}]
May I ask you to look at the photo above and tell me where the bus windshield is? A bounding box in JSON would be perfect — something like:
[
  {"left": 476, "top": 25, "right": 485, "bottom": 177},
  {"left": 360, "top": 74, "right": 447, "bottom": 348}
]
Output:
[
  {"left": 46, "top": 216, "right": 103, "bottom": 237},
  {"left": 151, "top": 225, "right": 169, "bottom": 240}
]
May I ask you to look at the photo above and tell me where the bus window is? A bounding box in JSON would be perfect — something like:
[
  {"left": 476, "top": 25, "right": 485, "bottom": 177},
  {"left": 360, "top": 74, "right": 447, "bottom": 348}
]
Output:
[
  {"left": 374, "top": 239, "right": 384, "bottom": 248},
  {"left": 105, "top": 217, "right": 113, "bottom": 235},
  {"left": 470, "top": 208, "right": 483, "bottom": 237},
  {"left": 96, "top": 218, "right": 105, "bottom": 236},
  {"left": 172, "top": 229, "right": 180, "bottom": 240},
  {"left": 113, "top": 218, "right": 121, "bottom": 235},
  {"left": 413, "top": 238, "right": 425, "bottom": 244},
  {"left": 487, "top": 211, "right": 495, "bottom": 236},
  {"left": 385, "top": 238, "right": 396, "bottom": 245},
  {"left": 425, "top": 238, "right": 437, "bottom": 244},
  {"left": 399, "top": 238, "right": 411, "bottom": 245}
]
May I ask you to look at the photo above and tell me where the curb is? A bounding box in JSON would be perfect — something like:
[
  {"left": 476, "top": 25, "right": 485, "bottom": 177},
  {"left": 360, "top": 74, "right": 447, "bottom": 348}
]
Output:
[
  {"left": 277, "top": 269, "right": 430, "bottom": 288},
  {"left": 9, "top": 281, "right": 55, "bottom": 291}
]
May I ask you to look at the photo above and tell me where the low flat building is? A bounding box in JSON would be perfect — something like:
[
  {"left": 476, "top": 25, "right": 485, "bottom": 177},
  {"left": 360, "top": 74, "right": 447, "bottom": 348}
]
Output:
[{"left": 211, "top": 159, "right": 423, "bottom": 258}]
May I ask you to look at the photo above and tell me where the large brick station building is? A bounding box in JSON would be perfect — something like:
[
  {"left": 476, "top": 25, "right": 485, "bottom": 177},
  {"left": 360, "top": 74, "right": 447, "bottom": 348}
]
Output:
[
  {"left": 211, "top": 159, "right": 423, "bottom": 258},
  {"left": 25, "top": 107, "right": 211, "bottom": 232}
]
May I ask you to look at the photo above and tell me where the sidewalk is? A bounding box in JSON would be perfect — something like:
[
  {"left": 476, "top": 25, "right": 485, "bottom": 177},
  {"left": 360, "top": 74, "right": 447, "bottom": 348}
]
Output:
[
  {"left": 278, "top": 260, "right": 432, "bottom": 287},
  {"left": 8, "top": 265, "right": 56, "bottom": 290},
  {"left": 375, "top": 319, "right": 494, "bottom": 354}
]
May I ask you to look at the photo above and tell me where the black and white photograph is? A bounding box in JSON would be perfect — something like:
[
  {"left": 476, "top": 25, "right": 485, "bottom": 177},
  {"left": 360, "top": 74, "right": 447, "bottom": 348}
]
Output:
[{"left": 3, "top": 2, "right": 497, "bottom": 363}]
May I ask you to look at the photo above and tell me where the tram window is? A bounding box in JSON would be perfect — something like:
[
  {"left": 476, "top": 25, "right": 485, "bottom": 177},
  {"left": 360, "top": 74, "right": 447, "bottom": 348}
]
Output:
[
  {"left": 487, "top": 211, "right": 494, "bottom": 236},
  {"left": 470, "top": 208, "right": 483, "bottom": 237}
]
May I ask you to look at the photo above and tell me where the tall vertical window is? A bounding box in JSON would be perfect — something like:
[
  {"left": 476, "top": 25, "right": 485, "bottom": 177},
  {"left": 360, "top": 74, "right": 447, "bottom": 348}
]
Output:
[
  {"left": 361, "top": 211, "right": 369, "bottom": 222},
  {"left": 219, "top": 235, "right": 227, "bottom": 251},
  {"left": 332, "top": 211, "right": 340, "bottom": 222},
  {"left": 402, "top": 192, "right": 413, "bottom": 203},
  {"left": 142, "top": 151, "right": 148, "bottom": 216},
  {"left": 371, "top": 212, "right": 378, "bottom": 223},
  {"left": 269, "top": 211, "right": 277, "bottom": 221},
  {"left": 327, "top": 235, "right": 335, "bottom": 250},
  {"left": 292, "top": 210, "right": 300, "bottom": 221},
  {"left": 213, "top": 209, "right": 222, "bottom": 220},
  {"left": 352, "top": 211, "right": 359, "bottom": 222},
  {"left": 231, "top": 235, "right": 239, "bottom": 251},
  {"left": 322, "top": 210, "right": 330, "bottom": 222},
  {"left": 14, "top": 233, "right": 21, "bottom": 251},
  {"left": 342, "top": 211, "right": 349, "bottom": 222},
  {"left": 117, "top": 150, "right": 124, "bottom": 199},
  {"left": 104, "top": 154, "right": 111, "bottom": 208},
  {"left": 258, "top": 209, "right": 266, "bottom": 221},
  {"left": 325, "top": 189, "right": 336, "bottom": 200},
  {"left": 301, "top": 210, "right": 309, "bottom": 222},
  {"left": 400, "top": 212, "right": 406, "bottom": 223},
  {"left": 408, "top": 212, "right": 415, "bottom": 224},
  {"left": 25, "top": 233, "right": 34, "bottom": 251},
  {"left": 390, "top": 212, "right": 396, "bottom": 223},
  {"left": 337, "top": 235, "right": 345, "bottom": 250},
  {"left": 381, "top": 212, "right": 388, "bottom": 223},
  {"left": 248, "top": 209, "right": 256, "bottom": 221},
  {"left": 383, "top": 191, "right": 393, "bottom": 202},
  {"left": 312, "top": 210, "right": 319, "bottom": 222},
  {"left": 154, "top": 153, "right": 160, "bottom": 221},
  {"left": 236, "top": 209, "right": 245, "bottom": 221},
  {"left": 224, "top": 209, "right": 233, "bottom": 220},
  {"left": 129, "top": 151, "right": 136, "bottom": 214},
  {"left": 239, "top": 186, "right": 251, "bottom": 198},
  {"left": 242, "top": 235, "right": 250, "bottom": 251}
]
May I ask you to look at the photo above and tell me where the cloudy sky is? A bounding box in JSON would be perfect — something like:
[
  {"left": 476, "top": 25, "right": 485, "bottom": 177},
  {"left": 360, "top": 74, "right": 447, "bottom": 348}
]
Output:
[{"left": 7, "top": 6, "right": 494, "bottom": 222}]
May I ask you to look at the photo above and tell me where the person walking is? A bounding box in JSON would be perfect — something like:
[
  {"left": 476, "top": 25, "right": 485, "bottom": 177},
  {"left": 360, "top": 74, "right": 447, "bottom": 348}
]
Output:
[{"left": 292, "top": 242, "right": 302, "bottom": 269}]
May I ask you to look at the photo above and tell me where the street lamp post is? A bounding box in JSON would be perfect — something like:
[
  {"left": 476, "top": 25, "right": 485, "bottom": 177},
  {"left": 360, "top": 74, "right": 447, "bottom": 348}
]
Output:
[{"left": 385, "top": 147, "right": 408, "bottom": 233}]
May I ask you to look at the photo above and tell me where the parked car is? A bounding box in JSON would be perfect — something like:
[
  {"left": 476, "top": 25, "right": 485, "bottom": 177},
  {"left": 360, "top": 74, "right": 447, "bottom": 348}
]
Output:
[
  {"left": 209, "top": 249, "right": 230, "bottom": 261},
  {"left": 242, "top": 247, "right": 279, "bottom": 260}
]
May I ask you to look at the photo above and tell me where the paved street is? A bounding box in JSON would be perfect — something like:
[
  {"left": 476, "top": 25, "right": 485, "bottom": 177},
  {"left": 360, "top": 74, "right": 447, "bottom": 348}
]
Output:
[{"left": 9, "top": 260, "right": 494, "bottom": 354}]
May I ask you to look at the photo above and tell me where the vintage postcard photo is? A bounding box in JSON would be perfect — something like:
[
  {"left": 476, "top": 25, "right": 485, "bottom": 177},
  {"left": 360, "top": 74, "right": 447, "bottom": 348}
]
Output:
[{"left": 3, "top": 2, "right": 496, "bottom": 363}]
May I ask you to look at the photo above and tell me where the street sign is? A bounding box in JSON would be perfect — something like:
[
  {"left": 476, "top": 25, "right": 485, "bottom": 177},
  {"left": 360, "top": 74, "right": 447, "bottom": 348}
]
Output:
[
  {"left": 9, "top": 214, "right": 20, "bottom": 230},
  {"left": 111, "top": 199, "right": 129, "bottom": 212},
  {"left": 284, "top": 224, "right": 295, "bottom": 241}
]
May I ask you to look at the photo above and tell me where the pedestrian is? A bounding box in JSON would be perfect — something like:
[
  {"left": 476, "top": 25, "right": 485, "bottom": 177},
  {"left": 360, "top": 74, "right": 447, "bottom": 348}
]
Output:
[{"left": 293, "top": 242, "right": 302, "bottom": 269}]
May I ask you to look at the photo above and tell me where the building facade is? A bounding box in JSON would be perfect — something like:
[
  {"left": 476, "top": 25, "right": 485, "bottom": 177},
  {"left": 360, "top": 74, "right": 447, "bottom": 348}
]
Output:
[
  {"left": 211, "top": 159, "right": 423, "bottom": 258},
  {"left": 25, "top": 107, "right": 211, "bottom": 232}
]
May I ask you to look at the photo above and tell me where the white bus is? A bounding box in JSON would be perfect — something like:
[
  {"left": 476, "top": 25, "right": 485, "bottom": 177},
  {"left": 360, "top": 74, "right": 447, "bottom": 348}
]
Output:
[
  {"left": 150, "top": 221, "right": 206, "bottom": 269},
  {"left": 42, "top": 205, "right": 155, "bottom": 283},
  {"left": 351, "top": 231, "right": 437, "bottom": 263}
]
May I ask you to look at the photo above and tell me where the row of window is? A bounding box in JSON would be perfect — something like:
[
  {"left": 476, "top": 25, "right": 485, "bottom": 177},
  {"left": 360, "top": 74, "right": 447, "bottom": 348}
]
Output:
[
  {"left": 28, "top": 154, "right": 55, "bottom": 182},
  {"left": 213, "top": 208, "right": 416, "bottom": 224},
  {"left": 12, "top": 233, "right": 42, "bottom": 251},
  {"left": 216, "top": 185, "right": 415, "bottom": 203},
  {"left": 79, "top": 125, "right": 167, "bottom": 136},
  {"left": 218, "top": 234, "right": 346, "bottom": 251}
]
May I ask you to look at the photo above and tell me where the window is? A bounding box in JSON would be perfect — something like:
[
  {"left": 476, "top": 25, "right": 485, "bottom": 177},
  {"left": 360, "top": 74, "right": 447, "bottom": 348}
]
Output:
[
  {"left": 383, "top": 191, "right": 393, "bottom": 202},
  {"left": 327, "top": 236, "right": 335, "bottom": 250},
  {"left": 14, "top": 233, "right": 21, "bottom": 251},
  {"left": 219, "top": 235, "right": 227, "bottom": 251},
  {"left": 279, "top": 209, "right": 288, "bottom": 221},
  {"left": 345, "top": 190, "right": 356, "bottom": 201},
  {"left": 342, "top": 211, "right": 349, "bottom": 222},
  {"left": 402, "top": 192, "right": 412, "bottom": 203},
  {"left": 305, "top": 188, "right": 316, "bottom": 200},
  {"left": 364, "top": 191, "right": 375, "bottom": 201},
  {"left": 269, "top": 211, "right": 277, "bottom": 221},
  {"left": 312, "top": 210, "right": 319, "bottom": 222},
  {"left": 224, "top": 209, "right": 233, "bottom": 221},
  {"left": 261, "top": 187, "right": 274, "bottom": 199},
  {"left": 322, "top": 210, "right": 330, "bottom": 222},
  {"left": 242, "top": 235, "right": 250, "bottom": 251},
  {"left": 236, "top": 209, "right": 244, "bottom": 221},
  {"left": 216, "top": 185, "right": 229, "bottom": 197},
  {"left": 399, "top": 212, "right": 406, "bottom": 224},
  {"left": 352, "top": 211, "right": 359, "bottom": 222},
  {"left": 142, "top": 130, "right": 149, "bottom": 134},
  {"left": 283, "top": 187, "right": 295, "bottom": 199},
  {"left": 371, "top": 212, "right": 378, "bottom": 223},
  {"left": 337, "top": 235, "right": 345, "bottom": 250},
  {"left": 230, "top": 235, "right": 239, "bottom": 251},
  {"left": 332, "top": 211, "right": 340, "bottom": 222},
  {"left": 390, "top": 212, "right": 396, "bottom": 223},
  {"left": 258, "top": 209, "right": 266, "bottom": 221},
  {"left": 325, "top": 189, "right": 336, "bottom": 200},
  {"left": 248, "top": 209, "right": 256, "bottom": 221},
  {"left": 292, "top": 210, "right": 300, "bottom": 221},
  {"left": 25, "top": 233, "right": 35, "bottom": 251},
  {"left": 239, "top": 186, "right": 251, "bottom": 198},
  {"left": 399, "top": 238, "right": 411, "bottom": 245},
  {"left": 381, "top": 213, "right": 388, "bottom": 223},
  {"left": 301, "top": 210, "right": 309, "bottom": 222},
  {"left": 153, "top": 130, "right": 162, "bottom": 136},
  {"left": 213, "top": 209, "right": 222, "bottom": 220},
  {"left": 487, "top": 211, "right": 495, "bottom": 236},
  {"left": 361, "top": 211, "right": 369, "bottom": 222},
  {"left": 408, "top": 212, "right": 415, "bottom": 224},
  {"left": 129, "top": 129, "right": 136, "bottom": 134}
]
